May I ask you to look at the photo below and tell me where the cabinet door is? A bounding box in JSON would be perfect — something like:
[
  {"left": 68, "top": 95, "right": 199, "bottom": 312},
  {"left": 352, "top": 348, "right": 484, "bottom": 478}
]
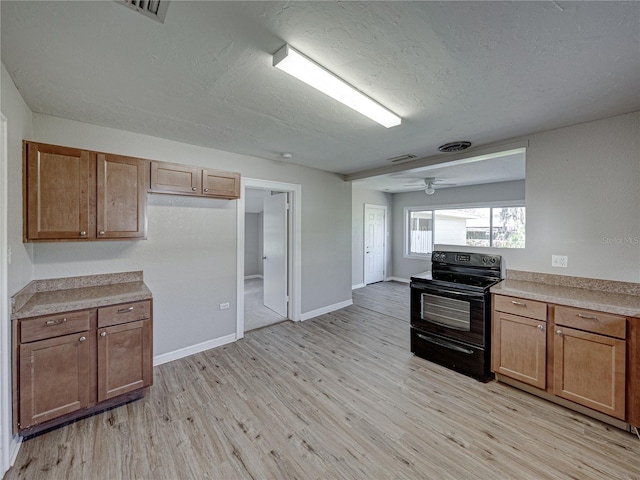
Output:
[
  {"left": 25, "top": 142, "right": 93, "bottom": 240},
  {"left": 492, "top": 312, "right": 547, "bottom": 389},
  {"left": 554, "top": 326, "right": 626, "bottom": 419},
  {"left": 19, "top": 332, "right": 91, "bottom": 429},
  {"left": 202, "top": 169, "right": 240, "bottom": 199},
  {"left": 97, "top": 319, "right": 152, "bottom": 402},
  {"left": 150, "top": 161, "right": 201, "bottom": 195},
  {"left": 96, "top": 154, "right": 147, "bottom": 239}
]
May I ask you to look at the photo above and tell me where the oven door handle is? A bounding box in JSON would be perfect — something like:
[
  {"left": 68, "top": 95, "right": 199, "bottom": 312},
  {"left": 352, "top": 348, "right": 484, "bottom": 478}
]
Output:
[
  {"left": 422, "top": 288, "right": 486, "bottom": 299},
  {"left": 417, "top": 333, "right": 475, "bottom": 355}
]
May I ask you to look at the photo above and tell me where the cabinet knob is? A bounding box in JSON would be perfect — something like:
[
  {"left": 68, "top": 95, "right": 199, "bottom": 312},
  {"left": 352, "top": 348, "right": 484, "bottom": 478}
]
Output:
[
  {"left": 537, "top": 324, "right": 544, "bottom": 331},
  {"left": 98, "top": 230, "right": 105, "bottom": 236},
  {"left": 79, "top": 336, "right": 87, "bottom": 342},
  {"left": 100, "top": 331, "right": 107, "bottom": 337},
  {"left": 204, "top": 188, "right": 209, "bottom": 193},
  {"left": 80, "top": 231, "right": 87, "bottom": 236},
  {"left": 556, "top": 329, "right": 563, "bottom": 335},
  {"left": 192, "top": 187, "right": 197, "bottom": 191}
]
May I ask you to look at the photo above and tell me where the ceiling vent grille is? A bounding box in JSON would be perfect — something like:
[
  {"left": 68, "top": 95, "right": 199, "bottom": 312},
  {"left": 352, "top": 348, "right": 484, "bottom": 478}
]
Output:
[
  {"left": 387, "top": 154, "right": 417, "bottom": 163},
  {"left": 438, "top": 141, "right": 472, "bottom": 153},
  {"left": 118, "top": 0, "right": 169, "bottom": 23}
]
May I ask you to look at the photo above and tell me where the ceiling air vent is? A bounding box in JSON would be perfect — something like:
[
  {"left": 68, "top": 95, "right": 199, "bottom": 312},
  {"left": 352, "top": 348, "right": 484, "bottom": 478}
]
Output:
[
  {"left": 438, "top": 141, "right": 472, "bottom": 153},
  {"left": 118, "top": 0, "right": 169, "bottom": 23},
  {"left": 387, "top": 154, "right": 417, "bottom": 164}
]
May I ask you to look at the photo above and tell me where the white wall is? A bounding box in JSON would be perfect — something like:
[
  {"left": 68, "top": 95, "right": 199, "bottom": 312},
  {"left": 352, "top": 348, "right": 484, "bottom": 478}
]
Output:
[
  {"left": 1, "top": 62, "right": 33, "bottom": 476},
  {"left": 244, "top": 213, "right": 260, "bottom": 277},
  {"left": 29, "top": 114, "right": 352, "bottom": 356},
  {"left": 351, "top": 186, "right": 392, "bottom": 287},
  {"left": 522, "top": 112, "right": 639, "bottom": 282},
  {"left": 392, "top": 181, "right": 526, "bottom": 280}
]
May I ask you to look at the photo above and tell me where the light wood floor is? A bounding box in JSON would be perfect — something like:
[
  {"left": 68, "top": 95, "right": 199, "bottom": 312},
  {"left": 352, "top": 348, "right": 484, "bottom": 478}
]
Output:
[{"left": 6, "top": 282, "right": 639, "bottom": 479}]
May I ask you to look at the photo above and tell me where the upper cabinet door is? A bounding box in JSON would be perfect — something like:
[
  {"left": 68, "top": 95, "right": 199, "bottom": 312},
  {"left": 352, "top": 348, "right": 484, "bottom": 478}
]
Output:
[
  {"left": 96, "top": 154, "right": 147, "bottom": 239},
  {"left": 149, "top": 161, "right": 201, "bottom": 195},
  {"left": 25, "top": 142, "right": 94, "bottom": 241},
  {"left": 202, "top": 169, "right": 240, "bottom": 199}
]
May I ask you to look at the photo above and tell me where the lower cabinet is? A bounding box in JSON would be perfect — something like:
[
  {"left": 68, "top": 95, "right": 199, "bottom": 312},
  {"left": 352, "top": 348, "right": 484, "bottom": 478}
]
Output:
[
  {"left": 14, "top": 300, "right": 153, "bottom": 434},
  {"left": 492, "top": 295, "right": 630, "bottom": 423},
  {"left": 19, "top": 332, "right": 92, "bottom": 429},
  {"left": 98, "top": 319, "right": 151, "bottom": 402},
  {"left": 493, "top": 312, "right": 547, "bottom": 389}
]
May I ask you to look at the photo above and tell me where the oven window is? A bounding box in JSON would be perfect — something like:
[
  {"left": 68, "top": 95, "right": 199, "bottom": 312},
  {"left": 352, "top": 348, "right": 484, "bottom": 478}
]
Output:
[{"left": 421, "top": 293, "right": 470, "bottom": 331}]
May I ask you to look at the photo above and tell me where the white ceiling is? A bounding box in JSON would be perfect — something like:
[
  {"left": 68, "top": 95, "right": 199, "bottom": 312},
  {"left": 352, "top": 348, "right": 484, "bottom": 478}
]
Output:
[{"left": 2, "top": 1, "right": 639, "bottom": 189}]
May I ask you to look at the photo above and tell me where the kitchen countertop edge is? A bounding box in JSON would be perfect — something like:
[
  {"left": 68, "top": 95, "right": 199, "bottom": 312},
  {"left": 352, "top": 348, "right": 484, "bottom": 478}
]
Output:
[
  {"left": 491, "top": 278, "right": 640, "bottom": 317},
  {"left": 11, "top": 272, "right": 152, "bottom": 320}
]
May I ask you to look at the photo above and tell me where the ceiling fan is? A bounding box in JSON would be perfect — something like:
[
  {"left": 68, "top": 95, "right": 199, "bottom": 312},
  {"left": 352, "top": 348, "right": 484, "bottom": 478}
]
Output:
[{"left": 403, "top": 177, "right": 457, "bottom": 195}]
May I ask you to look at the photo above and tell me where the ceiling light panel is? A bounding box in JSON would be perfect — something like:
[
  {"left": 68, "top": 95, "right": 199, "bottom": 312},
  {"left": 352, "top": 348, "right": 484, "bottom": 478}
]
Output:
[{"left": 273, "top": 45, "right": 401, "bottom": 128}]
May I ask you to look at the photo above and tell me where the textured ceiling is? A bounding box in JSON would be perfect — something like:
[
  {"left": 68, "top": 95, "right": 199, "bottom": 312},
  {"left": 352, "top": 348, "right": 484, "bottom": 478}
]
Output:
[{"left": 2, "top": 1, "right": 639, "bottom": 183}]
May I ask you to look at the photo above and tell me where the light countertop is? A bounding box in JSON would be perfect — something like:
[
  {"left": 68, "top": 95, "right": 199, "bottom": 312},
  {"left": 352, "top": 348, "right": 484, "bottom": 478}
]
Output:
[
  {"left": 11, "top": 271, "right": 152, "bottom": 320},
  {"left": 491, "top": 271, "right": 640, "bottom": 317}
]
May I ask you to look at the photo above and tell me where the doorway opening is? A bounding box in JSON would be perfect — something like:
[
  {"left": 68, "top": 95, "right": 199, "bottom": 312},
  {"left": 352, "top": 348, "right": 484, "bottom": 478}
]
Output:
[
  {"left": 243, "top": 189, "right": 287, "bottom": 331},
  {"left": 236, "top": 178, "right": 301, "bottom": 338}
]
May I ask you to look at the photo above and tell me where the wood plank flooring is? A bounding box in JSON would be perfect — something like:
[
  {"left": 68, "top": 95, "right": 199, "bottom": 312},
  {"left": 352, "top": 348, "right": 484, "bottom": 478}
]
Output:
[{"left": 6, "top": 282, "right": 639, "bottom": 479}]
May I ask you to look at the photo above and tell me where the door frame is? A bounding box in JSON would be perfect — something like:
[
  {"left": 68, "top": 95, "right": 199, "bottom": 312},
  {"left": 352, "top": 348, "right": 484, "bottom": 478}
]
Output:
[
  {"left": 1, "top": 113, "right": 10, "bottom": 474},
  {"left": 236, "top": 178, "right": 301, "bottom": 338},
  {"left": 363, "top": 203, "right": 387, "bottom": 284}
]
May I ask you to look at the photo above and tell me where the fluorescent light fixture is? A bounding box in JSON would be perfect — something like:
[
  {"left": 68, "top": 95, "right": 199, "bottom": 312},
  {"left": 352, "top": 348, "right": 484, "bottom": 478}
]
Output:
[{"left": 273, "top": 44, "right": 401, "bottom": 128}]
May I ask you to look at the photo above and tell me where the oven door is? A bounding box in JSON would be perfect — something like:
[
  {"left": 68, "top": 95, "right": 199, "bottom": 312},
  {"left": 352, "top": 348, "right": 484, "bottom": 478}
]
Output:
[{"left": 410, "top": 282, "right": 487, "bottom": 347}]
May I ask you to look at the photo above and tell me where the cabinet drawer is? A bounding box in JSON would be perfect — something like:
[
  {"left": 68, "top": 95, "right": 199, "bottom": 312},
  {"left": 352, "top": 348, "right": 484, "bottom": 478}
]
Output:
[
  {"left": 555, "top": 306, "right": 626, "bottom": 339},
  {"left": 98, "top": 300, "right": 151, "bottom": 328},
  {"left": 494, "top": 295, "right": 547, "bottom": 321},
  {"left": 20, "top": 310, "right": 91, "bottom": 343}
]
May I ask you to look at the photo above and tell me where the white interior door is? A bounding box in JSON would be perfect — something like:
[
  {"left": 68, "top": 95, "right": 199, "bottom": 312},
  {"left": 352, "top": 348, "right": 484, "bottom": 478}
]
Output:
[
  {"left": 364, "top": 205, "right": 386, "bottom": 284},
  {"left": 263, "top": 193, "right": 288, "bottom": 317}
]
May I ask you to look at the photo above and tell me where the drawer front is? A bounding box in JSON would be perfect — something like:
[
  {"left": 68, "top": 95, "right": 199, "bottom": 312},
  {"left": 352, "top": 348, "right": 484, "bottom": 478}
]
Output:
[
  {"left": 98, "top": 300, "right": 151, "bottom": 328},
  {"left": 555, "top": 305, "right": 626, "bottom": 339},
  {"left": 20, "top": 310, "right": 91, "bottom": 343},
  {"left": 494, "top": 295, "right": 547, "bottom": 321}
]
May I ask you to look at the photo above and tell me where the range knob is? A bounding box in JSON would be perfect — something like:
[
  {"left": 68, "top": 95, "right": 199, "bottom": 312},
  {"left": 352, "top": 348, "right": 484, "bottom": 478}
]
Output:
[
  {"left": 482, "top": 256, "right": 489, "bottom": 263},
  {"left": 490, "top": 258, "right": 497, "bottom": 264}
]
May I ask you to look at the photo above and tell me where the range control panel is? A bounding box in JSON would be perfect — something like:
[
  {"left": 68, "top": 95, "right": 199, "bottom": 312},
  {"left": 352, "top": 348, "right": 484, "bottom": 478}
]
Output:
[{"left": 431, "top": 251, "right": 501, "bottom": 268}]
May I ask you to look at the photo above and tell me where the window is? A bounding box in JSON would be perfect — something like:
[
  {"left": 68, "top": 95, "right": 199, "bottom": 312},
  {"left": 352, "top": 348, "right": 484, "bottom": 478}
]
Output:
[{"left": 405, "top": 205, "right": 525, "bottom": 258}]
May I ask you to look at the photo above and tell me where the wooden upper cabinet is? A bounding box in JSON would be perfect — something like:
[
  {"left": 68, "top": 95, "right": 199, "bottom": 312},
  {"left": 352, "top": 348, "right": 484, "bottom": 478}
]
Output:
[
  {"left": 149, "top": 160, "right": 240, "bottom": 199},
  {"left": 24, "top": 142, "right": 94, "bottom": 240},
  {"left": 23, "top": 141, "right": 147, "bottom": 241},
  {"left": 150, "top": 160, "right": 200, "bottom": 195},
  {"left": 97, "top": 154, "right": 147, "bottom": 239},
  {"left": 202, "top": 169, "right": 240, "bottom": 198}
]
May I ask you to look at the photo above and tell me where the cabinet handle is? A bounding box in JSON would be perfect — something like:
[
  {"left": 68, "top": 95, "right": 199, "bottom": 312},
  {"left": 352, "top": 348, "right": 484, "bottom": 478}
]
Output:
[
  {"left": 45, "top": 317, "right": 67, "bottom": 326},
  {"left": 537, "top": 324, "right": 544, "bottom": 331},
  {"left": 556, "top": 329, "right": 563, "bottom": 335},
  {"left": 80, "top": 231, "right": 87, "bottom": 236},
  {"left": 191, "top": 187, "right": 197, "bottom": 191},
  {"left": 79, "top": 336, "right": 87, "bottom": 342},
  {"left": 117, "top": 306, "right": 135, "bottom": 314},
  {"left": 577, "top": 313, "right": 598, "bottom": 320},
  {"left": 511, "top": 301, "right": 526, "bottom": 306},
  {"left": 100, "top": 331, "right": 107, "bottom": 337},
  {"left": 98, "top": 230, "right": 105, "bottom": 236},
  {"left": 204, "top": 188, "right": 209, "bottom": 192}
]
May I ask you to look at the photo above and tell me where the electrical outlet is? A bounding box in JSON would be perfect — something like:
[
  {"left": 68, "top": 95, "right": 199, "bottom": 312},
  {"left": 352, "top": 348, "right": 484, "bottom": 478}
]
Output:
[
  {"left": 220, "top": 302, "right": 230, "bottom": 310},
  {"left": 551, "top": 255, "right": 568, "bottom": 268}
]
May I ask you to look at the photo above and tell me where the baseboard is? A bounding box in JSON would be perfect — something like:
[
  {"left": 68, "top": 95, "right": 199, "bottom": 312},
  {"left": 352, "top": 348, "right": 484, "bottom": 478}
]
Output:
[
  {"left": 244, "top": 274, "right": 263, "bottom": 280},
  {"left": 153, "top": 333, "right": 237, "bottom": 366},
  {"left": 8, "top": 435, "right": 21, "bottom": 468},
  {"left": 300, "top": 299, "right": 353, "bottom": 321},
  {"left": 351, "top": 283, "right": 366, "bottom": 290},
  {"left": 385, "top": 276, "right": 410, "bottom": 283}
]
